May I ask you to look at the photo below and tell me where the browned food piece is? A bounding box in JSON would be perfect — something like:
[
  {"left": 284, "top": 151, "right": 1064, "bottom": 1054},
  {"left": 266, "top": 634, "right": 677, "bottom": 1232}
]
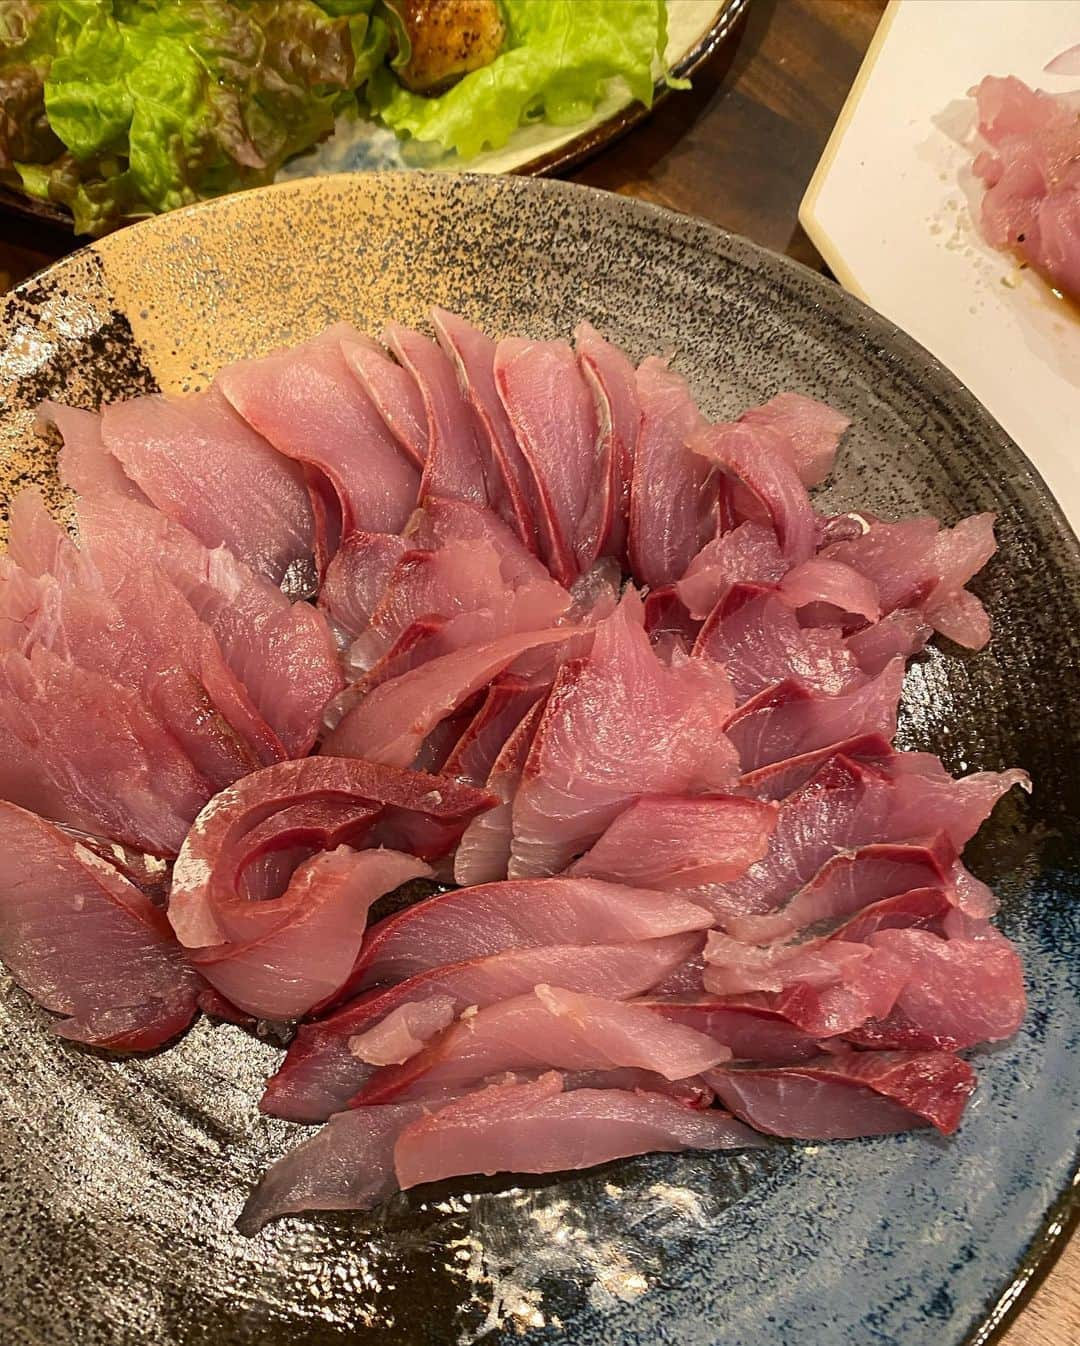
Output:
[{"left": 390, "top": 0, "right": 506, "bottom": 95}]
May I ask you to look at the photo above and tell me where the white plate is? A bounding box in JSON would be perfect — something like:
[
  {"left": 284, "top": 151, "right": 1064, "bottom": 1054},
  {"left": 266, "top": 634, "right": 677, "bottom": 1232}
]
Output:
[{"left": 800, "top": 0, "right": 1080, "bottom": 530}]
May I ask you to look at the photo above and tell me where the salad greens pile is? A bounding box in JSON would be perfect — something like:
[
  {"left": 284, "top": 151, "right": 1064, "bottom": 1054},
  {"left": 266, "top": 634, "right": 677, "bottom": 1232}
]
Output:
[{"left": 0, "top": 0, "right": 674, "bottom": 236}]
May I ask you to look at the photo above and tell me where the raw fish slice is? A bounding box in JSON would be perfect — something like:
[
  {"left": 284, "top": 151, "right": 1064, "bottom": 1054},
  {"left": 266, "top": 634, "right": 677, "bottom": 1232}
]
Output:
[
  {"left": 0, "top": 644, "right": 210, "bottom": 855},
  {"left": 845, "top": 609, "right": 932, "bottom": 675},
  {"left": 432, "top": 308, "right": 537, "bottom": 547},
  {"left": 705, "top": 1051, "right": 977, "bottom": 1137},
  {"left": 40, "top": 401, "right": 149, "bottom": 505},
  {"left": 356, "top": 525, "right": 569, "bottom": 669},
  {"left": 353, "top": 986, "right": 731, "bottom": 1103},
  {"left": 723, "top": 660, "right": 904, "bottom": 771},
  {"left": 187, "top": 847, "right": 432, "bottom": 1021},
  {"left": 642, "top": 998, "right": 825, "bottom": 1064},
  {"left": 76, "top": 494, "right": 341, "bottom": 757},
  {"left": 262, "top": 935, "right": 700, "bottom": 1121},
  {"left": 677, "top": 521, "right": 787, "bottom": 621},
  {"left": 168, "top": 756, "right": 492, "bottom": 949},
  {"left": 394, "top": 1074, "right": 764, "bottom": 1190},
  {"left": 348, "top": 995, "right": 458, "bottom": 1066},
  {"left": 341, "top": 339, "right": 428, "bottom": 466},
  {"left": 737, "top": 392, "right": 850, "bottom": 487},
  {"left": 735, "top": 732, "right": 893, "bottom": 801},
  {"left": 453, "top": 698, "right": 545, "bottom": 886},
  {"left": 217, "top": 326, "right": 420, "bottom": 557},
  {"left": 568, "top": 794, "right": 776, "bottom": 890},
  {"left": 628, "top": 358, "right": 714, "bottom": 588},
  {"left": 846, "top": 926, "right": 1026, "bottom": 1051},
  {"left": 353, "top": 876, "right": 713, "bottom": 989},
  {"left": 691, "top": 421, "right": 816, "bottom": 565},
  {"left": 727, "top": 838, "right": 956, "bottom": 942},
  {"left": 323, "top": 627, "right": 569, "bottom": 767},
  {"left": 319, "top": 531, "right": 409, "bottom": 640},
  {"left": 9, "top": 533, "right": 287, "bottom": 777},
  {"left": 694, "top": 584, "right": 866, "bottom": 702},
  {"left": 642, "top": 585, "right": 699, "bottom": 660},
  {"left": 510, "top": 592, "right": 738, "bottom": 878},
  {"left": 575, "top": 321, "right": 639, "bottom": 560},
  {"left": 928, "top": 588, "right": 991, "bottom": 650},
  {"left": 494, "top": 337, "right": 598, "bottom": 584},
  {"left": 440, "top": 675, "right": 547, "bottom": 786},
  {"left": 386, "top": 323, "right": 489, "bottom": 508},
  {"left": 777, "top": 559, "right": 880, "bottom": 625},
  {"left": 705, "top": 751, "right": 1025, "bottom": 924},
  {"left": 0, "top": 801, "right": 199, "bottom": 1050},
  {"left": 6, "top": 489, "right": 95, "bottom": 589},
  {"left": 100, "top": 386, "right": 315, "bottom": 592},
  {"left": 237, "top": 1101, "right": 426, "bottom": 1233}
]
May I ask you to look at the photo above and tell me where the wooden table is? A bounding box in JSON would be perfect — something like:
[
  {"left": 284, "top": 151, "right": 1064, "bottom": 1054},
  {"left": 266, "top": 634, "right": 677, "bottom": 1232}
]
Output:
[{"left": 0, "top": 2, "right": 1075, "bottom": 1342}]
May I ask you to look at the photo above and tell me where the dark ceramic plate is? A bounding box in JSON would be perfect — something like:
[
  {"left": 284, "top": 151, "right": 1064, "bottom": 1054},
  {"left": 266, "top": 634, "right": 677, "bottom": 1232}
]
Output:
[
  {"left": 0, "top": 0, "right": 748, "bottom": 238},
  {"left": 0, "top": 173, "right": 1077, "bottom": 1346}
]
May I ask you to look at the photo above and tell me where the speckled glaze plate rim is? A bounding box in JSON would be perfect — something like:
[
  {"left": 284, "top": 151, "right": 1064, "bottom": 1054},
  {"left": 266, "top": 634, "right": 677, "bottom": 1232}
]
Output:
[
  {"left": 2, "top": 170, "right": 1078, "bottom": 1346},
  {"left": 0, "top": 0, "right": 749, "bottom": 239}
]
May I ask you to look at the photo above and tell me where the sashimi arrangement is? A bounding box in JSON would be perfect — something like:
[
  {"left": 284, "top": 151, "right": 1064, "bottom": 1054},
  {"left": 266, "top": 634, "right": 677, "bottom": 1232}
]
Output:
[
  {"left": 969, "top": 71, "right": 1080, "bottom": 304},
  {"left": 0, "top": 307, "right": 1027, "bottom": 1237}
]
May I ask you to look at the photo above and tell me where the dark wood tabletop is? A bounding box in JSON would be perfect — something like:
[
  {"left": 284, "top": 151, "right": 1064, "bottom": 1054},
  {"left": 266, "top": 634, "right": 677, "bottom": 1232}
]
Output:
[{"left": 0, "top": 1, "right": 1074, "bottom": 1341}]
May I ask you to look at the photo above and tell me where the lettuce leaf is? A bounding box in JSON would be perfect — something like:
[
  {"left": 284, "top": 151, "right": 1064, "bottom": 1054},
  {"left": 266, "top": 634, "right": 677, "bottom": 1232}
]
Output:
[
  {"left": 11, "top": 0, "right": 384, "bottom": 233},
  {"left": 368, "top": 0, "right": 670, "bottom": 159}
]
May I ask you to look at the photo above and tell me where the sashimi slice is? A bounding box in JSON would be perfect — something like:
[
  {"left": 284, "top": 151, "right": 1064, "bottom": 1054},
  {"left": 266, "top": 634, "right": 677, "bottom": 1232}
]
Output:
[
  {"left": 167, "top": 756, "right": 492, "bottom": 950},
  {"left": 386, "top": 323, "right": 489, "bottom": 509},
  {"left": 575, "top": 321, "right": 639, "bottom": 560},
  {"left": 100, "top": 386, "right": 315, "bottom": 592},
  {"left": 0, "top": 801, "right": 199, "bottom": 1050},
  {"left": 76, "top": 494, "right": 342, "bottom": 757},
  {"left": 432, "top": 308, "right": 536, "bottom": 547},
  {"left": 453, "top": 698, "right": 545, "bottom": 886},
  {"left": 510, "top": 592, "right": 738, "bottom": 878},
  {"left": 676, "top": 521, "right": 787, "bottom": 621},
  {"left": 735, "top": 732, "right": 893, "bottom": 802},
  {"left": 393, "top": 1074, "right": 764, "bottom": 1190},
  {"left": 494, "top": 336, "right": 598, "bottom": 584},
  {"left": 846, "top": 926, "right": 1026, "bottom": 1051},
  {"left": 319, "top": 531, "right": 409, "bottom": 640},
  {"left": 340, "top": 338, "right": 428, "bottom": 466},
  {"left": 691, "top": 421, "right": 816, "bottom": 565},
  {"left": 40, "top": 401, "right": 149, "bottom": 505},
  {"left": 440, "top": 674, "right": 547, "bottom": 786},
  {"left": 323, "top": 627, "right": 569, "bottom": 767},
  {"left": 704, "top": 751, "right": 1025, "bottom": 924},
  {"left": 353, "top": 987, "right": 732, "bottom": 1103},
  {"left": 352, "top": 876, "right": 713, "bottom": 989},
  {"left": 186, "top": 847, "right": 432, "bottom": 1021},
  {"left": 348, "top": 995, "right": 458, "bottom": 1066},
  {"left": 642, "top": 998, "right": 824, "bottom": 1064},
  {"left": 262, "top": 935, "right": 700, "bottom": 1121},
  {"left": 846, "top": 609, "right": 932, "bottom": 675},
  {"left": 568, "top": 794, "right": 776, "bottom": 890},
  {"left": 777, "top": 558, "right": 880, "bottom": 625},
  {"left": 628, "top": 357, "right": 714, "bottom": 588},
  {"left": 737, "top": 392, "right": 850, "bottom": 488},
  {"left": 217, "top": 326, "right": 420, "bottom": 560},
  {"left": 723, "top": 660, "right": 904, "bottom": 771},
  {"left": 694, "top": 584, "right": 866, "bottom": 702},
  {"left": 727, "top": 838, "right": 956, "bottom": 943},
  {"left": 0, "top": 644, "right": 211, "bottom": 855},
  {"left": 237, "top": 1101, "right": 426, "bottom": 1233},
  {"left": 706, "top": 1051, "right": 977, "bottom": 1137}
]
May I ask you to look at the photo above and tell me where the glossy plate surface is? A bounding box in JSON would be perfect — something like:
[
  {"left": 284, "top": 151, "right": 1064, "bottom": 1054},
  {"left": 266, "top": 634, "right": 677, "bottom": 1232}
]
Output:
[{"left": 0, "top": 172, "right": 1076, "bottom": 1346}]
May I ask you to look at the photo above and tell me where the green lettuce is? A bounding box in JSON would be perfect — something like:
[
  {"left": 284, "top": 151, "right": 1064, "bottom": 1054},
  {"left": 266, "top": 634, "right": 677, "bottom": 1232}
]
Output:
[
  {"left": 8, "top": 0, "right": 385, "bottom": 234},
  {"left": 368, "top": 0, "right": 671, "bottom": 159}
]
